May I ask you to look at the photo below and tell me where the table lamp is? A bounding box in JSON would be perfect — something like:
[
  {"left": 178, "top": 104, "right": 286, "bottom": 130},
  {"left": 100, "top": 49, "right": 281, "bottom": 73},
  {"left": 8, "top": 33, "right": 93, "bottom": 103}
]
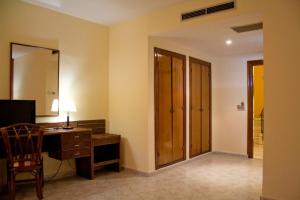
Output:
[{"left": 51, "top": 98, "right": 77, "bottom": 129}]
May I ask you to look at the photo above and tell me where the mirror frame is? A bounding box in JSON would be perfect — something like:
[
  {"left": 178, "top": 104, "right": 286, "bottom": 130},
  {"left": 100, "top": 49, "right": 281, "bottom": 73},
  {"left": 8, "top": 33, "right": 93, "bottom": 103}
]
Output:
[{"left": 10, "top": 42, "right": 60, "bottom": 117}]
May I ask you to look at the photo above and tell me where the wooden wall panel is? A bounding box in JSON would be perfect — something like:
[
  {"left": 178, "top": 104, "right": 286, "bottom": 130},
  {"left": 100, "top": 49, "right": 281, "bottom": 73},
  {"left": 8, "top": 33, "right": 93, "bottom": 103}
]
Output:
[
  {"left": 157, "top": 54, "right": 173, "bottom": 166},
  {"left": 190, "top": 63, "right": 202, "bottom": 156},
  {"left": 201, "top": 65, "right": 210, "bottom": 153},
  {"left": 189, "top": 57, "right": 211, "bottom": 158},
  {"left": 172, "top": 57, "right": 184, "bottom": 161},
  {"left": 155, "top": 48, "right": 186, "bottom": 169}
]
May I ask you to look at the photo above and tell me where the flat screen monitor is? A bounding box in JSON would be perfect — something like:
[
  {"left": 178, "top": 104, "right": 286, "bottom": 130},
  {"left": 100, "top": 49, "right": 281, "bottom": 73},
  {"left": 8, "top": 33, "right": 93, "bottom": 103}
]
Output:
[{"left": 0, "top": 100, "right": 36, "bottom": 128}]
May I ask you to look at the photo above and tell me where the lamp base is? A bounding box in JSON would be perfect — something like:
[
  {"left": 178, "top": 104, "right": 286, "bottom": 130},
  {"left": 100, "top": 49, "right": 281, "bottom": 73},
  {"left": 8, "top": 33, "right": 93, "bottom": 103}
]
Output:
[
  {"left": 63, "top": 113, "right": 73, "bottom": 129},
  {"left": 62, "top": 126, "right": 74, "bottom": 130}
]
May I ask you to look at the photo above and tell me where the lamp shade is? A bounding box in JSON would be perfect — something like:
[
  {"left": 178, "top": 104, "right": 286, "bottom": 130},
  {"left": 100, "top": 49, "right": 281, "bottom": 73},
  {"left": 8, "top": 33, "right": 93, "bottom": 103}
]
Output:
[
  {"left": 61, "top": 99, "right": 77, "bottom": 113},
  {"left": 51, "top": 99, "right": 77, "bottom": 113}
]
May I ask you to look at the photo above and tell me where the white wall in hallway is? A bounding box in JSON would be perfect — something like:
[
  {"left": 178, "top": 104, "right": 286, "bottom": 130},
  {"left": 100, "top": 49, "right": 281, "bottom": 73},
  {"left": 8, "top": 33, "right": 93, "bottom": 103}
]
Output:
[{"left": 212, "top": 54, "right": 263, "bottom": 155}]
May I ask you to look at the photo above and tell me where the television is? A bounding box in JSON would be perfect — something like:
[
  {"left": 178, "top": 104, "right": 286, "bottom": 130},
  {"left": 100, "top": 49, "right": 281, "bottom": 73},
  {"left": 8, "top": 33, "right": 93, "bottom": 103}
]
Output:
[{"left": 0, "top": 100, "right": 36, "bottom": 128}]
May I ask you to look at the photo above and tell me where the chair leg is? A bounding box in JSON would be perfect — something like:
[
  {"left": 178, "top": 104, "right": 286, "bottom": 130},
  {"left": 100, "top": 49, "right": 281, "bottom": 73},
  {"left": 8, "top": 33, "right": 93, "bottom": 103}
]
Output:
[
  {"left": 35, "top": 172, "right": 43, "bottom": 199},
  {"left": 8, "top": 172, "right": 16, "bottom": 200},
  {"left": 41, "top": 162, "right": 44, "bottom": 188}
]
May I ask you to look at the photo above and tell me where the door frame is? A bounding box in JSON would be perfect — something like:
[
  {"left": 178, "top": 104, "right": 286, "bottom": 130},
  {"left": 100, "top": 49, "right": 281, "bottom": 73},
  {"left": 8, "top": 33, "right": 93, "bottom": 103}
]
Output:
[
  {"left": 247, "top": 60, "right": 264, "bottom": 158},
  {"left": 189, "top": 57, "right": 212, "bottom": 158},
  {"left": 154, "top": 47, "right": 186, "bottom": 169}
]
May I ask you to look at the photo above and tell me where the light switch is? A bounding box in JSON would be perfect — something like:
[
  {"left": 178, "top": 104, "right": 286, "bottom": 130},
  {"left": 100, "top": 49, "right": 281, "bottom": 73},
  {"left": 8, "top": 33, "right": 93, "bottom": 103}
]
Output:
[{"left": 237, "top": 101, "right": 245, "bottom": 111}]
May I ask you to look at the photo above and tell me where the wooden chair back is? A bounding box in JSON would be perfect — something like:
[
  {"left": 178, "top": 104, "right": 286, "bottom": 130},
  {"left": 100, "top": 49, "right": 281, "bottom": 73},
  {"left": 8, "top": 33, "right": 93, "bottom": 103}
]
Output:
[{"left": 0, "top": 123, "right": 44, "bottom": 168}]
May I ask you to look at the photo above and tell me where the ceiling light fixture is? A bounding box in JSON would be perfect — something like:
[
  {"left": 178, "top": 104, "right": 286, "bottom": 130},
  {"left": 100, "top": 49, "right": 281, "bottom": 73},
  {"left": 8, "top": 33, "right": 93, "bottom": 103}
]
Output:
[{"left": 226, "top": 40, "right": 232, "bottom": 45}]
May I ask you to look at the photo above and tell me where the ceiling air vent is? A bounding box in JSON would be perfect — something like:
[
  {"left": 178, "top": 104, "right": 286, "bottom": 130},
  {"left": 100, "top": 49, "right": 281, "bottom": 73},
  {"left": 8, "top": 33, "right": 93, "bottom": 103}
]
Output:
[
  {"left": 181, "top": 9, "right": 206, "bottom": 21},
  {"left": 206, "top": 1, "right": 235, "bottom": 14},
  {"left": 231, "top": 22, "right": 263, "bottom": 33},
  {"left": 181, "top": 1, "right": 235, "bottom": 21}
]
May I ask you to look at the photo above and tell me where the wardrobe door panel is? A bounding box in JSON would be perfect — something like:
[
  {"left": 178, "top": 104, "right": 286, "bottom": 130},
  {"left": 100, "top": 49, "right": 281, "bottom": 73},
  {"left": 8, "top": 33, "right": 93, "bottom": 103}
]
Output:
[
  {"left": 172, "top": 57, "right": 184, "bottom": 161},
  {"left": 201, "top": 65, "right": 210, "bottom": 153},
  {"left": 157, "top": 54, "right": 173, "bottom": 166},
  {"left": 190, "top": 62, "right": 202, "bottom": 156}
]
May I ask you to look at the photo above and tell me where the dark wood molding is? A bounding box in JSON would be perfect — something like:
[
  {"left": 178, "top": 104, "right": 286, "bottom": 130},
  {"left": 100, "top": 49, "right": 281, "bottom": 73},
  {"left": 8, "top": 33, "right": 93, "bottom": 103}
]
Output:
[
  {"left": 189, "top": 57, "right": 212, "bottom": 158},
  {"left": 154, "top": 47, "right": 186, "bottom": 169},
  {"left": 154, "top": 47, "right": 186, "bottom": 60},
  {"left": 38, "top": 119, "right": 106, "bottom": 133},
  {"left": 189, "top": 56, "right": 211, "bottom": 66},
  {"left": 9, "top": 42, "right": 60, "bottom": 117},
  {"left": 10, "top": 42, "right": 59, "bottom": 51},
  {"left": 247, "top": 60, "right": 263, "bottom": 158}
]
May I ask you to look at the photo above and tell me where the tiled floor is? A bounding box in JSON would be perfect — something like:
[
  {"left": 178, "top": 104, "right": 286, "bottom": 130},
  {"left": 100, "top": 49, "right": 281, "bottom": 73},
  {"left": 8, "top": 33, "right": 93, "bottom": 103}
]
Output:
[{"left": 1, "top": 153, "right": 262, "bottom": 200}]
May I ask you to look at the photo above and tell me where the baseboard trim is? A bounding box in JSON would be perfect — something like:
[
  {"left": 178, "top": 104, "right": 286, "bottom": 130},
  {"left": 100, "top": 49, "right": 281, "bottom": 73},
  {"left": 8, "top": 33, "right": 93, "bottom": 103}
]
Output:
[
  {"left": 124, "top": 152, "right": 213, "bottom": 176},
  {"left": 125, "top": 151, "right": 249, "bottom": 176},
  {"left": 212, "top": 151, "right": 248, "bottom": 158},
  {"left": 260, "top": 196, "right": 277, "bottom": 200},
  {"left": 123, "top": 167, "right": 151, "bottom": 177},
  {"left": 104, "top": 152, "right": 248, "bottom": 177}
]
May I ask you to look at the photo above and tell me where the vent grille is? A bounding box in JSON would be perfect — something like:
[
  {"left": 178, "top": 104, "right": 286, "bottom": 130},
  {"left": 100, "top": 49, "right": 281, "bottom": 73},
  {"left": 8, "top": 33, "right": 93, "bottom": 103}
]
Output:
[
  {"left": 181, "top": 1, "right": 235, "bottom": 21},
  {"left": 182, "top": 9, "right": 206, "bottom": 20},
  {"left": 231, "top": 22, "right": 263, "bottom": 33},
  {"left": 207, "top": 2, "right": 235, "bottom": 14}
]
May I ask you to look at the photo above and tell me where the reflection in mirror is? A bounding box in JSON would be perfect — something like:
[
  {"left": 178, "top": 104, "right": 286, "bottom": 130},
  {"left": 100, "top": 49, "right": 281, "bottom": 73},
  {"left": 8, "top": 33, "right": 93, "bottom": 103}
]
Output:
[{"left": 11, "top": 43, "right": 59, "bottom": 116}]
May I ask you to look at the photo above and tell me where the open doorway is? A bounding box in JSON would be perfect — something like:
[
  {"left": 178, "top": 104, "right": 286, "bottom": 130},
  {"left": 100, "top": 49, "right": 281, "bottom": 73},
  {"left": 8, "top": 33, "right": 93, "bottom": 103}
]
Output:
[{"left": 247, "top": 60, "right": 264, "bottom": 159}]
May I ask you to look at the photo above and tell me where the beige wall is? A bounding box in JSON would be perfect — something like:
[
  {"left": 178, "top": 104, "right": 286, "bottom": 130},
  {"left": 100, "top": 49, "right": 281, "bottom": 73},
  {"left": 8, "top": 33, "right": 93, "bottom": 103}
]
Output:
[
  {"left": 262, "top": 0, "right": 300, "bottom": 199},
  {"left": 109, "top": 20, "right": 149, "bottom": 172},
  {"left": 0, "top": 0, "right": 109, "bottom": 187}
]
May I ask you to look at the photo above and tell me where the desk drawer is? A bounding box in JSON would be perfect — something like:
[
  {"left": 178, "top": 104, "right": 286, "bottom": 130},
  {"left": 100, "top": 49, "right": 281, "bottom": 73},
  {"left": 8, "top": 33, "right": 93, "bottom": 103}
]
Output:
[
  {"left": 62, "top": 148, "right": 91, "bottom": 159},
  {"left": 74, "top": 132, "right": 91, "bottom": 147},
  {"left": 62, "top": 132, "right": 91, "bottom": 150}
]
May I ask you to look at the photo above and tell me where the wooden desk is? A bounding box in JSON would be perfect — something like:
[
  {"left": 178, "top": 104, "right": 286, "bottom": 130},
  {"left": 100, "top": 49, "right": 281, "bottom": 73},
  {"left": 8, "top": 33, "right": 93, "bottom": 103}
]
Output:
[
  {"left": 90, "top": 134, "right": 121, "bottom": 179},
  {"left": 44, "top": 128, "right": 93, "bottom": 179},
  {"left": 1, "top": 127, "right": 121, "bottom": 180}
]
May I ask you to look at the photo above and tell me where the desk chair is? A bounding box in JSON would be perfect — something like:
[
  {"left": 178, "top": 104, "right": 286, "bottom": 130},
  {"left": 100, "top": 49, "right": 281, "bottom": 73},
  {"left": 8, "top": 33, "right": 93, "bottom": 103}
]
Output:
[{"left": 1, "top": 123, "right": 44, "bottom": 200}]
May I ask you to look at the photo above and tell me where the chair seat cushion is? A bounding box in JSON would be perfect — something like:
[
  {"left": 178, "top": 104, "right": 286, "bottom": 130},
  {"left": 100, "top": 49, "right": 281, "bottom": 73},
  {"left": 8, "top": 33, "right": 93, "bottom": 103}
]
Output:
[{"left": 13, "top": 160, "right": 36, "bottom": 168}]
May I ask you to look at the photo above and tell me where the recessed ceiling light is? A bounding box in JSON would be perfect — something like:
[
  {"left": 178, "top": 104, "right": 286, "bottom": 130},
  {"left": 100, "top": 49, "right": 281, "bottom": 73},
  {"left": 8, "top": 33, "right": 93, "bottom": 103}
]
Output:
[{"left": 226, "top": 40, "right": 232, "bottom": 45}]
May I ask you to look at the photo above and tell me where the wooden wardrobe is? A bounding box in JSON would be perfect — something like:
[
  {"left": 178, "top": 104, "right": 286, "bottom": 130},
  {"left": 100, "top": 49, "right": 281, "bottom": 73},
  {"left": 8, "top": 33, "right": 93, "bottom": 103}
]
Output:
[
  {"left": 154, "top": 48, "right": 186, "bottom": 169},
  {"left": 189, "top": 57, "right": 211, "bottom": 157}
]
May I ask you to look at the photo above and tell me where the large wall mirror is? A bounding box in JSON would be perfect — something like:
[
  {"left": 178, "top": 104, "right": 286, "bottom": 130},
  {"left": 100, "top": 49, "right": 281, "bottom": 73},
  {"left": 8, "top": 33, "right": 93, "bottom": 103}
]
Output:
[{"left": 10, "top": 43, "right": 59, "bottom": 117}]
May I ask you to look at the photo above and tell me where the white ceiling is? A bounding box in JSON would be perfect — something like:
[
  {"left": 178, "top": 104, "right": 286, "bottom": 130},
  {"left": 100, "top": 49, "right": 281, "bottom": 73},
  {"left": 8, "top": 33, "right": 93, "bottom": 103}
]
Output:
[
  {"left": 154, "top": 14, "right": 263, "bottom": 56},
  {"left": 22, "top": 0, "right": 186, "bottom": 25},
  {"left": 22, "top": 1, "right": 263, "bottom": 56}
]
